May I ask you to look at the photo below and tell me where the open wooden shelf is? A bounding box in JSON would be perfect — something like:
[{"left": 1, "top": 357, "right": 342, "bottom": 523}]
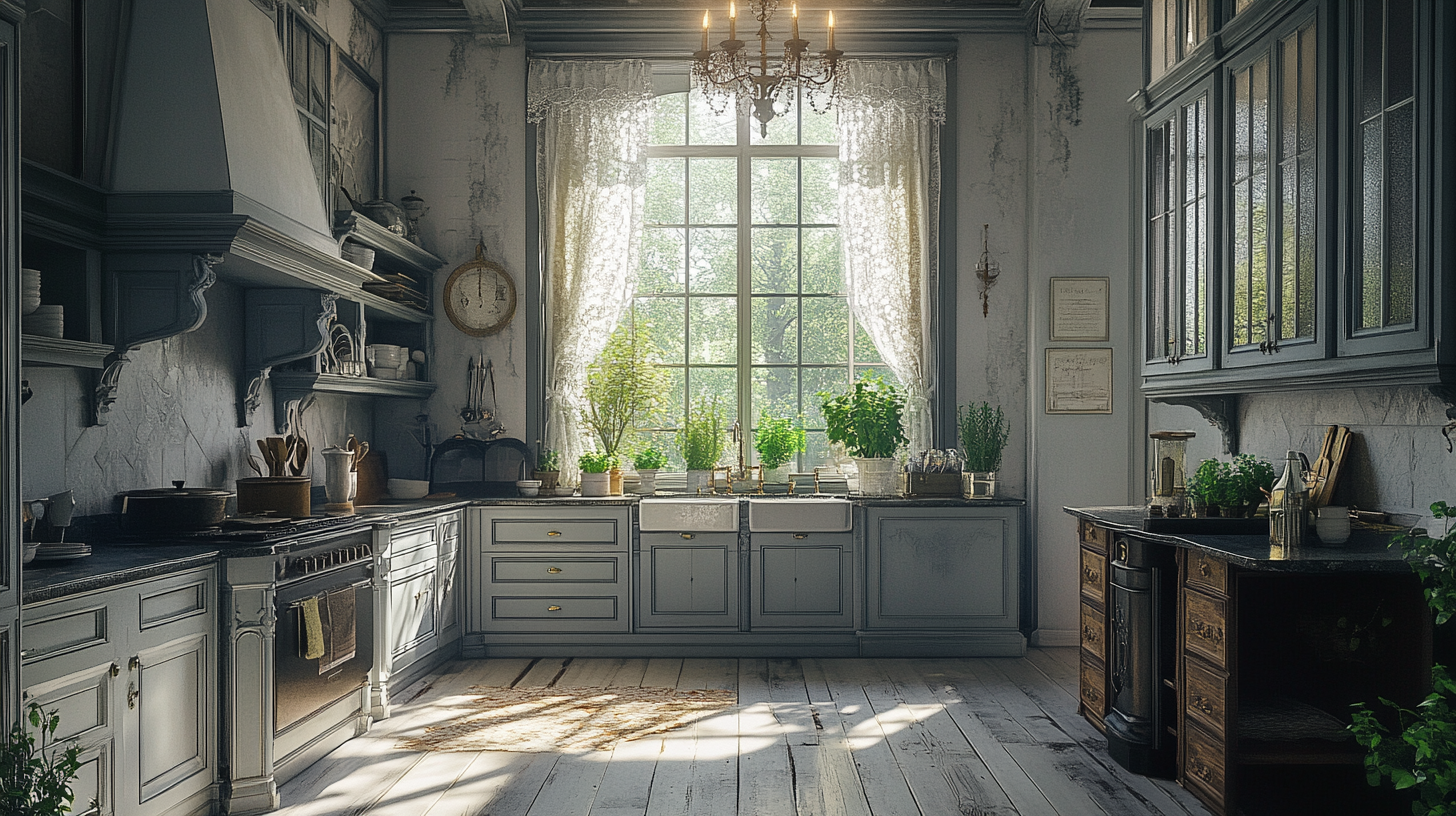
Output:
[
  {"left": 269, "top": 371, "right": 436, "bottom": 400},
  {"left": 21, "top": 335, "right": 111, "bottom": 368}
]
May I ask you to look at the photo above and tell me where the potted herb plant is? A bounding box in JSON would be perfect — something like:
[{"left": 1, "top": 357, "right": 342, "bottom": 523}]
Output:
[
  {"left": 754, "top": 413, "right": 805, "bottom": 485},
  {"left": 581, "top": 314, "right": 669, "bottom": 495},
  {"left": 819, "top": 373, "right": 907, "bottom": 496},
  {"left": 1234, "top": 453, "right": 1276, "bottom": 514},
  {"left": 680, "top": 396, "right": 728, "bottom": 494},
  {"left": 1188, "top": 458, "right": 1221, "bottom": 516},
  {"left": 632, "top": 447, "right": 669, "bottom": 495},
  {"left": 577, "top": 450, "right": 615, "bottom": 498},
  {"left": 958, "top": 401, "right": 1010, "bottom": 499},
  {"left": 534, "top": 446, "right": 561, "bottom": 493},
  {"left": 2, "top": 704, "right": 85, "bottom": 816}
]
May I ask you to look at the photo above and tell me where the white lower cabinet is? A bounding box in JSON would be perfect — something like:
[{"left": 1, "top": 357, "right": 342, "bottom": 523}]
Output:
[
  {"left": 750, "top": 533, "right": 853, "bottom": 630},
  {"left": 21, "top": 567, "right": 217, "bottom": 816},
  {"left": 375, "top": 510, "right": 462, "bottom": 718},
  {"left": 638, "top": 533, "right": 739, "bottom": 629}
]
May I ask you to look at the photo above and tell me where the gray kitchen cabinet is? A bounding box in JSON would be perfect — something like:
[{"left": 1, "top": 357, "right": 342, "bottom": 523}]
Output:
[
  {"left": 377, "top": 509, "right": 462, "bottom": 705},
  {"left": 638, "top": 532, "right": 739, "bottom": 629},
  {"left": 471, "top": 506, "right": 631, "bottom": 635},
  {"left": 21, "top": 566, "right": 217, "bottom": 816},
  {"left": 437, "top": 514, "right": 462, "bottom": 647},
  {"left": 750, "top": 533, "right": 854, "bottom": 630},
  {"left": 862, "top": 506, "right": 1024, "bottom": 656}
]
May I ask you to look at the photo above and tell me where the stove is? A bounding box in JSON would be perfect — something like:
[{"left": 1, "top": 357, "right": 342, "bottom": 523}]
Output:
[{"left": 118, "top": 513, "right": 361, "bottom": 545}]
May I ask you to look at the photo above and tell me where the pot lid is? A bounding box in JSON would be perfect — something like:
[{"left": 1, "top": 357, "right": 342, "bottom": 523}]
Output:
[{"left": 122, "top": 480, "right": 233, "bottom": 498}]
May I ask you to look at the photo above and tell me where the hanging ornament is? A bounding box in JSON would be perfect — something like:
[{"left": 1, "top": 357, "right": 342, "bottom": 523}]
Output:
[{"left": 975, "top": 224, "right": 1000, "bottom": 318}]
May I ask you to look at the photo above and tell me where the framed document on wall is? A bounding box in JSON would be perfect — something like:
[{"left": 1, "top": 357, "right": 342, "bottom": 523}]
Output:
[
  {"left": 1049, "top": 277, "right": 1110, "bottom": 342},
  {"left": 1045, "top": 348, "right": 1113, "bottom": 414}
]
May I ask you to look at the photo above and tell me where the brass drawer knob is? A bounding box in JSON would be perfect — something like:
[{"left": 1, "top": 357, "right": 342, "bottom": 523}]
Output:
[
  {"left": 1198, "top": 561, "right": 1212, "bottom": 578},
  {"left": 1192, "top": 695, "right": 1214, "bottom": 715},
  {"left": 547, "top": 605, "right": 562, "bottom": 612},
  {"left": 548, "top": 567, "right": 563, "bottom": 574},
  {"left": 680, "top": 533, "right": 695, "bottom": 540},
  {"left": 547, "top": 530, "right": 562, "bottom": 537}
]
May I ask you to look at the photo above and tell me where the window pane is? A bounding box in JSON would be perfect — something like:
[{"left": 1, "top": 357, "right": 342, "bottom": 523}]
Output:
[
  {"left": 1233, "top": 67, "right": 1251, "bottom": 180},
  {"left": 1360, "top": 0, "right": 1384, "bottom": 120},
  {"left": 636, "top": 297, "right": 686, "bottom": 362},
  {"left": 1359, "top": 119, "right": 1383, "bottom": 329},
  {"left": 752, "top": 228, "right": 798, "bottom": 294},
  {"left": 853, "top": 321, "right": 883, "bottom": 364},
  {"left": 801, "top": 227, "right": 842, "bottom": 293},
  {"left": 1386, "top": 0, "right": 1414, "bottom": 104},
  {"left": 20, "top": 0, "right": 78, "bottom": 174},
  {"left": 1150, "top": 0, "right": 1167, "bottom": 81},
  {"left": 689, "top": 298, "right": 738, "bottom": 364},
  {"left": 804, "top": 431, "right": 833, "bottom": 470},
  {"left": 689, "top": 158, "right": 737, "bottom": 224},
  {"left": 1387, "top": 101, "right": 1415, "bottom": 326},
  {"left": 753, "top": 296, "right": 799, "bottom": 364},
  {"left": 802, "top": 368, "right": 848, "bottom": 428},
  {"left": 801, "top": 297, "right": 848, "bottom": 364},
  {"left": 1298, "top": 25, "right": 1316, "bottom": 154},
  {"left": 751, "top": 367, "right": 800, "bottom": 428},
  {"left": 1281, "top": 162, "right": 1298, "bottom": 340},
  {"left": 686, "top": 369, "right": 738, "bottom": 427},
  {"left": 1233, "top": 179, "right": 1250, "bottom": 345},
  {"left": 689, "top": 228, "right": 736, "bottom": 293},
  {"left": 647, "top": 158, "right": 686, "bottom": 225},
  {"left": 651, "top": 92, "right": 688, "bottom": 145},
  {"left": 801, "top": 158, "right": 838, "bottom": 225},
  {"left": 802, "top": 108, "right": 837, "bottom": 146},
  {"left": 689, "top": 91, "right": 736, "bottom": 145},
  {"left": 1297, "top": 156, "right": 1316, "bottom": 337},
  {"left": 640, "top": 228, "right": 686, "bottom": 294},
  {"left": 752, "top": 158, "right": 798, "bottom": 224}
]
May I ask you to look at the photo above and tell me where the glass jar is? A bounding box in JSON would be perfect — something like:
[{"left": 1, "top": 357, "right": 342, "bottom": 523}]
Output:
[{"left": 1148, "top": 431, "right": 1196, "bottom": 514}]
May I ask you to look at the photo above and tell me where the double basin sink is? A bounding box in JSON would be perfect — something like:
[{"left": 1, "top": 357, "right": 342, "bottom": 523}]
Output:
[{"left": 638, "top": 496, "right": 852, "bottom": 533}]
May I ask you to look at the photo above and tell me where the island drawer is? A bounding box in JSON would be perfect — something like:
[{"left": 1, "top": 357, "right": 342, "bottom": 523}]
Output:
[
  {"left": 1078, "top": 519, "right": 1110, "bottom": 553},
  {"left": 487, "top": 594, "right": 627, "bottom": 632},
  {"left": 1185, "top": 550, "right": 1230, "bottom": 597},
  {"left": 1079, "top": 547, "right": 1106, "bottom": 607},
  {"left": 1183, "top": 589, "right": 1229, "bottom": 669},
  {"left": 1079, "top": 655, "right": 1107, "bottom": 732},
  {"left": 1184, "top": 655, "right": 1228, "bottom": 737}
]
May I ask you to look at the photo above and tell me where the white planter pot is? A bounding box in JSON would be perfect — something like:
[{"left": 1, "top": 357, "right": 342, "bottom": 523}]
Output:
[
  {"left": 685, "top": 470, "right": 712, "bottom": 494},
  {"left": 579, "top": 471, "right": 610, "bottom": 497},
  {"left": 637, "top": 469, "right": 659, "bottom": 495},
  {"left": 854, "top": 457, "right": 901, "bottom": 497}
]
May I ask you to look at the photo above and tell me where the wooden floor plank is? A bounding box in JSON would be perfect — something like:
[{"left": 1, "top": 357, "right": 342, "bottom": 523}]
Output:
[
  {"left": 798, "top": 659, "right": 876, "bottom": 816},
  {"left": 588, "top": 735, "right": 664, "bottom": 816},
  {"left": 275, "top": 745, "right": 426, "bottom": 816},
  {"left": 1024, "top": 648, "right": 1080, "bottom": 699},
  {"left": 525, "top": 751, "right": 613, "bottom": 816},
  {"left": 517, "top": 657, "right": 573, "bottom": 688},
  {"left": 370, "top": 751, "right": 480, "bottom": 816},
  {"left": 559, "top": 658, "right": 625, "bottom": 689},
  {"left": 641, "top": 657, "right": 685, "bottom": 689},
  {"left": 735, "top": 659, "right": 797, "bottom": 816},
  {"left": 475, "top": 752, "right": 561, "bottom": 816},
  {"left": 816, "top": 659, "right": 923, "bottom": 816},
  {"left": 607, "top": 658, "right": 652, "bottom": 688},
  {"left": 421, "top": 752, "right": 540, "bottom": 816},
  {"left": 676, "top": 658, "right": 739, "bottom": 692}
]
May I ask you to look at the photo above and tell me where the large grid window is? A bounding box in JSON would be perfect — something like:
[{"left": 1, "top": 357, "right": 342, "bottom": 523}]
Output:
[{"left": 632, "top": 90, "right": 889, "bottom": 470}]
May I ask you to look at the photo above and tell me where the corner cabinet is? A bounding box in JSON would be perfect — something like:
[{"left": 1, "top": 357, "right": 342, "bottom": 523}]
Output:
[
  {"left": 1138, "top": 0, "right": 1456, "bottom": 446},
  {"left": 860, "top": 505, "right": 1025, "bottom": 656}
]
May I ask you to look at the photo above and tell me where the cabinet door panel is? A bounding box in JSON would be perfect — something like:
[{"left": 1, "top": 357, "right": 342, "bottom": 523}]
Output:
[
  {"left": 640, "top": 543, "right": 737, "bottom": 628},
  {"left": 70, "top": 741, "right": 112, "bottom": 816},
  {"left": 866, "top": 508, "right": 1018, "bottom": 629},
  {"left": 752, "top": 545, "right": 852, "bottom": 629},
  {"left": 135, "top": 635, "right": 208, "bottom": 802},
  {"left": 388, "top": 569, "right": 436, "bottom": 657}
]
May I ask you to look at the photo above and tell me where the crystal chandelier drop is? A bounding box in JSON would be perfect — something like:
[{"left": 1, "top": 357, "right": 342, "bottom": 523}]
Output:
[{"left": 692, "top": 1, "right": 843, "bottom": 136}]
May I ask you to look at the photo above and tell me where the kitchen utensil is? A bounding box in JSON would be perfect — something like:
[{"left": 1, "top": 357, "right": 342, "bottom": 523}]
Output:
[
  {"left": 119, "top": 481, "right": 234, "bottom": 531},
  {"left": 346, "top": 435, "right": 369, "bottom": 471},
  {"left": 26, "top": 490, "right": 76, "bottom": 543},
  {"left": 247, "top": 455, "right": 265, "bottom": 477},
  {"left": 236, "top": 476, "right": 312, "bottom": 518},
  {"left": 342, "top": 187, "right": 407, "bottom": 235},
  {"left": 1314, "top": 505, "right": 1352, "bottom": 544},
  {"left": 1309, "top": 425, "right": 1353, "bottom": 507}
]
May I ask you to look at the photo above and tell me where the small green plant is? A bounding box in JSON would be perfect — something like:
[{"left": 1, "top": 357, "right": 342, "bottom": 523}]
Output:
[
  {"left": 1188, "top": 458, "right": 1221, "bottom": 506},
  {"left": 754, "top": 413, "right": 805, "bottom": 470},
  {"left": 537, "top": 448, "right": 560, "bottom": 472},
  {"left": 1349, "top": 501, "right": 1456, "bottom": 814},
  {"left": 1233, "top": 454, "right": 1276, "bottom": 506},
  {"left": 680, "top": 396, "right": 728, "bottom": 471},
  {"left": 958, "top": 401, "right": 1010, "bottom": 473},
  {"left": 818, "top": 373, "right": 907, "bottom": 460},
  {"left": 632, "top": 447, "right": 669, "bottom": 471},
  {"left": 2, "top": 703, "right": 85, "bottom": 816},
  {"left": 577, "top": 450, "right": 616, "bottom": 473}
]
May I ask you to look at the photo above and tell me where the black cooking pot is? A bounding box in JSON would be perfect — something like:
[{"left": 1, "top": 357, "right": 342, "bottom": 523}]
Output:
[{"left": 120, "top": 481, "right": 233, "bottom": 531}]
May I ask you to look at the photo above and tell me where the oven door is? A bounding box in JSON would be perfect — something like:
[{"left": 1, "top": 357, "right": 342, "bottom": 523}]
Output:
[{"left": 274, "top": 567, "right": 375, "bottom": 735}]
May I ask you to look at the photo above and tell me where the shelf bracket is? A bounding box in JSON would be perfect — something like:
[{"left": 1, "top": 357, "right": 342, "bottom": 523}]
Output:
[
  {"left": 1153, "top": 394, "right": 1239, "bottom": 455},
  {"left": 94, "top": 254, "right": 220, "bottom": 426},
  {"left": 1428, "top": 385, "right": 1456, "bottom": 452},
  {"left": 239, "top": 291, "right": 337, "bottom": 428}
]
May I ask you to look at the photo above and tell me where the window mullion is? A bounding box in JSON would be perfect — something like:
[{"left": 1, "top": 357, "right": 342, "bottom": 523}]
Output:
[{"left": 737, "top": 110, "right": 753, "bottom": 438}]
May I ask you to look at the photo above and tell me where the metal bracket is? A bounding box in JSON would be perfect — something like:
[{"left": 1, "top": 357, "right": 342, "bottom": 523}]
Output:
[{"left": 1153, "top": 394, "right": 1239, "bottom": 455}]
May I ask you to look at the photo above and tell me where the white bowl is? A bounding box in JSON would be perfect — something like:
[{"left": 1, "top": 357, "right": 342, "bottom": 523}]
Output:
[
  {"left": 23, "top": 542, "right": 39, "bottom": 565},
  {"left": 387, "top": 478, "right": 431, "bottom": 500},
  {"left": 516, "top": 479, "right": 542, "bottom": 498}
]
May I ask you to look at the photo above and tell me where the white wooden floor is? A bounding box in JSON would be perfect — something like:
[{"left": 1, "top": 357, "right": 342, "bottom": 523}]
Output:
[{"left": 275, "top": 649, "right": 1209, "bottom": 816}]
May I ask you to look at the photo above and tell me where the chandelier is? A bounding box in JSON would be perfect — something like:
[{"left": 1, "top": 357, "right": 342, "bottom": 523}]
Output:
[{"left": 692, "top": 1, "right": 843, "bottom": 136}]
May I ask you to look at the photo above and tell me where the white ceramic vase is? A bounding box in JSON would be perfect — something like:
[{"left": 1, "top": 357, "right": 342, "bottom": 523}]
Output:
[
  {"left": 579, "top": 471, "right": 610, "bottom": 497},
  {"left": 637, "top": 469, "right": 659, "bottom": 495}
]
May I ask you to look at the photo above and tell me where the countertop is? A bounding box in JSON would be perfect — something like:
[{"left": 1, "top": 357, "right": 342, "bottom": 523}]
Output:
[{"left": 1064, "top": 505, "right": 1416, "bottom": 573}]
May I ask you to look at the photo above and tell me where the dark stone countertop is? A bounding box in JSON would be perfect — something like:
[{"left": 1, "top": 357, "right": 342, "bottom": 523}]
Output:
[{"left": 1064, "top": 505, "right": 1415, "bottom": 573}]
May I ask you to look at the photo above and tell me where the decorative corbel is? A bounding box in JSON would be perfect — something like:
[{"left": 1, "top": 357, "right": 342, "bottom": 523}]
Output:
[
  {"left": 1030, "top": 0, "right": 1092, "bottom": 47},
  {"left": 239, "top": 291, "right": 338, "bottom": 428},
  {"left": 1427, "top": 385, "right": 1456, "bottom": 452},
  {"left": 1154, "top": 394, "right": 1240, "bottom": 455}
]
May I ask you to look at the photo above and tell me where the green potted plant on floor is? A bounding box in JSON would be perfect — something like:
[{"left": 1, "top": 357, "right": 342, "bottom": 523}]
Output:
[
  {"left": 581, "top": 313, "right": 668, "bottom": 495},
  {"left": 754, "top": 413, "right": 805, "bottom": 485},
  {"left": 958, "top": 401, "right": 1010, "bottom": 498},
  {"left": 819, "top": 373, "right": 907, "bottom": 496},
  {"left": 577, "top": 450, "right": 616, "bottom": 498},
  {"left": 680, "top": 396, "right": 728, "bottom": 494},
  {"left": 2, "top": 704, "right": 85, "bottom": 816},
  {"left": 632, "top": 446, "right": 669, "bottom": 495}
]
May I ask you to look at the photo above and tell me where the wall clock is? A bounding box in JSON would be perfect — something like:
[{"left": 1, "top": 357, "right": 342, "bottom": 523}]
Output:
[{"left": 443, "top": 244, "right": 517, "bottom": 337}]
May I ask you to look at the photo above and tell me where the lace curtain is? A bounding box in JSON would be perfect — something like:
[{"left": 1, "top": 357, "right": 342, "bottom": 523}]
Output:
[
  {"left": 835, "top": 59, "right": 945, "bottom": 455},
  {"left": 529, "top": 60, "right": 653, "bottom": 483}
]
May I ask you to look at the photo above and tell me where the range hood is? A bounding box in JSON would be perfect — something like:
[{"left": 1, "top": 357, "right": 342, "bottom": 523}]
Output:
[{"left": 107, "top": 0, "right": 369, "bottom": 293}]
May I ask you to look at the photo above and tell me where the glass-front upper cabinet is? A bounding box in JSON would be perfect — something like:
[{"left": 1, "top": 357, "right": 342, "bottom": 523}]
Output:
[
  {"left": 1224, "top": 9, "right": 1323, "bottom": 366},
  {"left": 1145, "top": 88, "right": 1212, "bottom": 373},
  {"left": 1150, "top": 0, "right": 1212, "bottom": 83}
]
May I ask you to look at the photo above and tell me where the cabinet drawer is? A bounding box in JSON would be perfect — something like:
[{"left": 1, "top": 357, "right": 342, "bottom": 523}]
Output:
[
  {"left": 488, "top": 519, "right": 621, "bottom": 547},
  {"left": 1184, "top": 589, "right": 1229, "bottom": 669},
  {"left": 1182, "top": 719, "right": 1228, "bottom": 811},
  {"left": 488, "top": 595, "right": 627, "bottom": 632},
  {"left": 1080, "top": 603, "right": 1107, "bottom": 659},
  {"left": 22, "top": 598, "right": 114, "bottom": 664},
  {"left": 1079, "top": 656, "right": 1107, "bottom": 732},
  {"left": 392, "top": 525, "right": 438, "bottom": 556},
  {"left": 1078, "top": 519, "right": 1110, "bottom": 553},
  {"left": 1079, "top": 547, "right": 1106, "bottom": 607},
  {"left": 1184, "top": 655, "right": 1229, "bottom": 737},
  {"left": 1186, "top": 550, "right": 1229, "bottom": 597},
  {"left": 491, "top": 556, "right": 619, "bottom": 583}
]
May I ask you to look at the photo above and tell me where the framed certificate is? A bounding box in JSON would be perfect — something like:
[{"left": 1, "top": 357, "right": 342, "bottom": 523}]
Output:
[
  {"left": 1049, "top": 277, "right": 1110, "bottom": 342},
  {"left": 1045, "top": 348, "right": 1114, "bottom": 414}
]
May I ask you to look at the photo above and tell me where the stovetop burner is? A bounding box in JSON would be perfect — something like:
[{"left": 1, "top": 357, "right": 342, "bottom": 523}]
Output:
[{"left": 122, "top": 513, "right": 361, "bottom": 544}]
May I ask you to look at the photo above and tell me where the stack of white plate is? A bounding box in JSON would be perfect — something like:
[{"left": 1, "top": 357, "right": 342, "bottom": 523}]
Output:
[
  {"left": 21, "top": 268, "right": 41, "bottom": 315},
  {"left": 22, "top": 304, "right": 63, "bottom": 338},
  {"left": 32, "top": 542, "right": 91, "bottom": 562}
]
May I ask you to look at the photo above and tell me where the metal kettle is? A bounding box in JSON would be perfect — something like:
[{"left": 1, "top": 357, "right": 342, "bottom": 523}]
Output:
[{"left": 1269, "top": 450, "right": 1311, "bottom": 547}]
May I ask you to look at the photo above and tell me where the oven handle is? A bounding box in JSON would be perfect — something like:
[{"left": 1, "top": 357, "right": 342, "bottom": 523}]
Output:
[{"left": 284, "top": 578, "right": 373, "bottom": 610}]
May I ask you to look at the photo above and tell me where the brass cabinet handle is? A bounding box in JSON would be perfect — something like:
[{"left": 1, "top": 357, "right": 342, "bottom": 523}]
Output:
[
  {"left": 129, "top": 656, "right": 141, "bottom": 671},
  {"left": 547, "top": 531, "right": 562, "bottom": 537},
  {"left": 547, "top": 605, "right": 562, "bottom": 612},
  {"left": 792, "top": 533, "right": 808, "bottom": 540},
  {"left": 1198, "top": 561, "right": 1212, "bottom": 577},
  {"left": 680, "top": 533, "right": 695, "bottom": 540},
  {"left": 109, "top": 663, "right": 121, "bottom": 678},
  {"left": 1192, "top": 695, "right": 1214, "bottom": 715},
  {"left": 548, "top": 567, "right": 563, "bottom": 574},
  {"left": 127, "top": 682, "right": 139, "bottom": 710}
]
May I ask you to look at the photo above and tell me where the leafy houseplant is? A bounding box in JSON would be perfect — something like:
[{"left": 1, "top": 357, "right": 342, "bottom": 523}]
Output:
[
  {"left": 534, "top": 447, "right": 561, "bottom": 492},
  {"left": 819, "top": 373, "right": 907, "bottom": 496},
  {"left": 581, "top": 313, "right": 669, "bottom": 461},
  {"left": 958, "top": 401, "right": 1010, "bottom": 495},
  {"left": 1234, "top": 454, "right": 1277, "bottom": 508},
  {"left": 2, "top": 704, "right": 84, "bottom": 816},
  {"left": 1188, "top": 458, "right": 1221, "bottom": 512},
  {"left": 632, "top": 447, "right": 669, "bottom": 495},
  {"left": 680, "top": 396, "right": 728, "bottom": 493},
  {"left": 1349, "top": 501, "right": 1456, "bottom": 815},
  {"left": 576, "top": 450, "right": 617, "bottom": 497},
  {"left": 754, "top": 413, "right": 805, "bottom": 481}
]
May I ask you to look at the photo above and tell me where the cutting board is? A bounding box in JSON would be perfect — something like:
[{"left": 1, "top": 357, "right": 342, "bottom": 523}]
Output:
[
  {"left": 1310, "top": 425, "right": 1353, "bottom": 506},
  {"left": 355, "top": 450, "right": 388, "bottom": 506}
]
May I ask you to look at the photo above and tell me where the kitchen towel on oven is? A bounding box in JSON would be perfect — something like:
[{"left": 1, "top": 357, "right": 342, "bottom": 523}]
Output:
[
  {"left": 319, "top": 586, "right": 358, "bottom": 673},
  {"left": 299, "top": 597, "right": 326, "bottom": 660}
]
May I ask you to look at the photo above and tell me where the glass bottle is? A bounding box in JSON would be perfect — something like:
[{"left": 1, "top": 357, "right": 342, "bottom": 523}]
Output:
[{"left": 1269, "top": 449, "right": 1309, "bottom": 547}]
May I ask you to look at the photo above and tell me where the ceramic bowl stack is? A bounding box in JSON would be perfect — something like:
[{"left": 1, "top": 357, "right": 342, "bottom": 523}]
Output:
[
  {"left": 341, "top": 241, "right": 376, "bottom": 271},
  {"left": 32, "top": 541, "right": 91, "bottom": 562},
  {"left": 22, "top": 304, "right": 63, "bottom": 338},
  {"left": 367, "top": 344, "right": 408, "bottom": 379},
  {"left": 21, "top": 268, "right": 41, "bottom": 316}
]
